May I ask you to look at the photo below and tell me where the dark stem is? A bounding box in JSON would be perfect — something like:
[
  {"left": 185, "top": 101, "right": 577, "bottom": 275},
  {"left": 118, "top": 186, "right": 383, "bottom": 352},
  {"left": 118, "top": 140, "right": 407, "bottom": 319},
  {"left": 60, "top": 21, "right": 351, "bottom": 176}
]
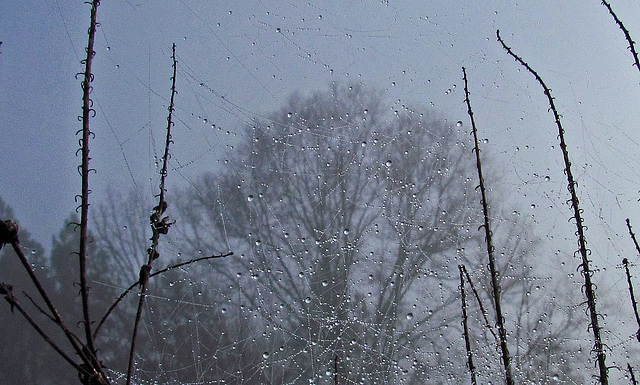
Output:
[
  {"left": 462, "top": 66, "right": 515, "bottom": 385},
  {"left": 497, "top": 30, "right": 608, "bottom": 385},
  {"left": 78, "top": 0, "right": 102, "bottom": 376},
  {"left": 9, "top": 239, "right": 93, "bottom": 373},
  {"left": 627, "top": 218, "right": 640, "bottom": 257},
  {"left": 461, "top": 264, "right": 497, "bottom": 341},
  {"left": 459, "top": 265, "right": 478, "bottom": 385},
  {"left": 126, "top": 43, "right": 178, "bottom": 385},
  {"left": 94, "top": 252, "right": 232, "bottom": 338},
  {"left": 622, "top": 255, "right": 640, "bottom": 342},
  {"left": 629, "top": 363, "right": 638, "bottom": 385},
  {"left": 0, "top": 283, "right": 87, "bottom": 375},
  {"left": 600, "top": 0, "right": 640, "bottom": 74}
]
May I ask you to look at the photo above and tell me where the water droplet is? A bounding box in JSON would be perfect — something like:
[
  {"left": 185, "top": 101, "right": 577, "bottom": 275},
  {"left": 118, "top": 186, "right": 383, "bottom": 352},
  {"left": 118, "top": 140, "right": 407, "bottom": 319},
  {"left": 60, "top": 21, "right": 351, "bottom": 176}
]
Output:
[
  {"left": 482, "top": 138, "right": 489, "bottom": 143},
  {"left": 322, "top": 280, "right": 328, "bottom": 287},
  {"left": 406, "top": 313, "right": 414, "bottom": 320},
  {"left": 304, "top": 297, "right": 311, "bottom": 303},
  {"left": 456, "top": 121, "right": 463, "bottom": 127},
  {"left": 343, "top": 228, "right": 350, "bottom": 235},
  {"left": 544, "top": 175, "right": 550, "bottom": 181},
  {"left": 530, "top": 204, "right": 536, "bottom": 209},
  {"left": 262, "top": 352, "right": 270, "bottom": 359},
  {"left": 287, "top": 112, "right": 292, "bottom": 118},
  {"left": 247, "top": 195, "right": 254, "bottom": 202},
  {"left": 385, "top": 160, "right": 392, "bottom": 167},
  {"left": 363, "top": 109, "right": 368, "bottom": 114}
]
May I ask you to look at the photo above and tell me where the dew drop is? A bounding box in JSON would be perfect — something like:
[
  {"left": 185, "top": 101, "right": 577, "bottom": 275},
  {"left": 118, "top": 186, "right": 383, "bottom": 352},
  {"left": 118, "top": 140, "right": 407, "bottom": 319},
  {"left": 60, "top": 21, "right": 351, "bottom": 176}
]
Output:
[
  {"left": 247, "top": 195, "right": 254, "bottom": 202},
  {"left": 456, "top": 121, "right": 463, "bottom": 127},
  {"left": 385, "top": 160, "right": 392, "bottom": 167},
  {"left": 406, "top": 312, "right": 414, "bottom": 320}
]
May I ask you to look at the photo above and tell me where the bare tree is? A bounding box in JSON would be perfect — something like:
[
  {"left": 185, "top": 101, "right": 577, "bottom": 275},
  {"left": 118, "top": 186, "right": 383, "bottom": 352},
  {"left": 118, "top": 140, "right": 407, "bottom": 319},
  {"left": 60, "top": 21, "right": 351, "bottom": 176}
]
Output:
[{"left": 167, "top": 83, "right": 579, "bottom": 384}]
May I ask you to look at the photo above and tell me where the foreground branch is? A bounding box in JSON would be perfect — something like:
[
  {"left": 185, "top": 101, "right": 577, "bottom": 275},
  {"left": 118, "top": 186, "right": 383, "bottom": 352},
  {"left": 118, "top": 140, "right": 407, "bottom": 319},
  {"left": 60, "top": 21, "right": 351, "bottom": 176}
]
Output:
[
  {"left": 497, "top": 30, "right": 608, "bottom": 385},
  {"left": 462, "top": 66, "right": 515, "bottom": 385},
  {"left": 459, "top": 265, "right": 478, "bottom": 385},
  {"left": 600, "top": 0, "right": 640, "bottom": 75},
  {"left": 94, "top": 252, "right": 232, "bottom": 338},
  {"left": 126, "top": 43, "right": 178, "bottom": 385}
]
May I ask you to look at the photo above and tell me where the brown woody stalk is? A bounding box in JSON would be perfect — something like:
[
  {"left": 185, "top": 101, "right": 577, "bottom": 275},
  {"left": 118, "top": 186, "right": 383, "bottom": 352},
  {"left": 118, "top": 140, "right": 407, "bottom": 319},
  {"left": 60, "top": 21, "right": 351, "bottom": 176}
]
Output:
[
  {"left": 600, "top": 0, "right": 640, "bottom": 75},
  {"left": 497, "top": 30, "right": 608, "bottom": 385},
  {"left": 125, "top": 43, "right": 178, "bottom": 385},
  {"left": 462, "top": 66, "right": 515, "bottom": 385},
  {"left": 459, "top": 265, "right": 478, "bottom": 385}
]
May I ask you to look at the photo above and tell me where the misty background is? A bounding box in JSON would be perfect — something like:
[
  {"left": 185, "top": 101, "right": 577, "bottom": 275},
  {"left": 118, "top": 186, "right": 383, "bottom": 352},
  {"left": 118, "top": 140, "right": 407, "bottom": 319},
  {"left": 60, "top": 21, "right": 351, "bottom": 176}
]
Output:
[{"left": 2, "top": 0, "right": 640, "bottom": 383}]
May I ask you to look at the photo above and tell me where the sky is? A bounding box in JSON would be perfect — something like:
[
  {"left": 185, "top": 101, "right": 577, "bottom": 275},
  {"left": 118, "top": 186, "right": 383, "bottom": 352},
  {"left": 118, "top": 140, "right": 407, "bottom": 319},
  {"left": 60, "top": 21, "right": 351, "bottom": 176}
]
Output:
[{"left": 2, "top": 0, "right": 640, "bottom": 378}]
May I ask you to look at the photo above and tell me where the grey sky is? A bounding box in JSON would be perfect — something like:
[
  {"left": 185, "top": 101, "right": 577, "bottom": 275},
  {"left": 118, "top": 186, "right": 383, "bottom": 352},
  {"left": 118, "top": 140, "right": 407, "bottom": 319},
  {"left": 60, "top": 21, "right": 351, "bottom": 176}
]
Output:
[{"left": 2, "top": 1, "right": 640, "bottom": 375}]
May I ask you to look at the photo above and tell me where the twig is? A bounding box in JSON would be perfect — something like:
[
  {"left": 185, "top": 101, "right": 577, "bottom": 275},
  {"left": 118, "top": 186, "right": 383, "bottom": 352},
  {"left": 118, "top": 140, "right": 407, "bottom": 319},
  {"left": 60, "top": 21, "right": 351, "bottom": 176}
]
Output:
[
  {"left": 600, "top": 0, "right": 640, "bottom": 74},
  {"left": 460, "top": 264, "right": 498, "bottom": 340},
  {"left": 0, "top": 283, "right": 87, "bottom": 376},
  {"left": 622, "top": 255, "right": 640, "bottom": 342},
  {"left": 459, "top": 265, "right": 478, "bottom": 385},
  {"left": 497, "top": 30, "right": 608, "bottom": 385},
  {"left": 629, "top": 363, "right": 638, "bottom": 385},
  {"left": 23, "top": 291, "right": 57, "bottom": 323},
  {"left": 462, "top": 66, "right": 515, "bottom": 385},
  {"left": 126, "top": 43, "right": 178, "bottom": 385},
  {"left": 93, "top": 252, "right": 232, "bottom": 338},
  {"left": 627, "top": 218, "right": 640, "bottom": 257}
]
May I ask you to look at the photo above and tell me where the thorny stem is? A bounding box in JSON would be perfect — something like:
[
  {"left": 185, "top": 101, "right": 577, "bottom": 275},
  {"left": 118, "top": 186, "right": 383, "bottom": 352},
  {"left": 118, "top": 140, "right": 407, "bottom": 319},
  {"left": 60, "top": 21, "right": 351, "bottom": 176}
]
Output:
[
  {"left": 622, "top": 220, "right": 640, "bottom": 341},
  {"left": 126, "top": 43, "right": 178, "bottom": 385},
  {"left": 94, "top": 252, "right": 232, "bottom": 339},
  {"left": 600, "top": 0, "right": 640, "bottom": 75},
  {"left": 78, "top": 0, "right": 104, "bottom": 380},
  {"left": 497, "top": 30, "right": 608, "bottom": 385},
  {"left": 459, "top": 265, "right": 478, "bottom": 385},
  {"left": 622, "top": 258, "right": 640, "bottom": 341},
  {"left": 627, "top": 218, "right": 640, "bottom": 257},
  {"left": 462, "top": 67, "right": 515, "bottom": 385}
]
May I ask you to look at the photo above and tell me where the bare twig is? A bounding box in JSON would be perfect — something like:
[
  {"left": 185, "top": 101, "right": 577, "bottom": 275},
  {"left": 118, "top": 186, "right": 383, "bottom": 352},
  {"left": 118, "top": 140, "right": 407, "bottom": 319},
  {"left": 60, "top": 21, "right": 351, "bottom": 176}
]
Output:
[
  {"left": 497, "top": 30, "right": 608, "bottom": 385},
  {"left": 600, "top": 0, "right": 640, "bottom": 75},
  {"left": 460, "top": 264, "right": 497, "bottom": 340},
  {"left": 462, "top": 66, "right": 514, "bottom": 385},
  {"left": 0, "top": 283, "right": 87, "bottom": 375},
  {"left": 93, "top": 252, "right": 232, "bottom": 338},
  {"left": 459, "top": 265, "right": 478, "bottom": 385},
  {"left": 126, "top": 43, "right": 178, "bottom": 385},
  {"left": 622, "top": 256, "right": 640, "bottom": 342},
  {"left": 629, "top": 363, "right": 638, "bottom": 385},
  {"left": 627, "top": 218, "right": 640, "bottom": 257}
]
